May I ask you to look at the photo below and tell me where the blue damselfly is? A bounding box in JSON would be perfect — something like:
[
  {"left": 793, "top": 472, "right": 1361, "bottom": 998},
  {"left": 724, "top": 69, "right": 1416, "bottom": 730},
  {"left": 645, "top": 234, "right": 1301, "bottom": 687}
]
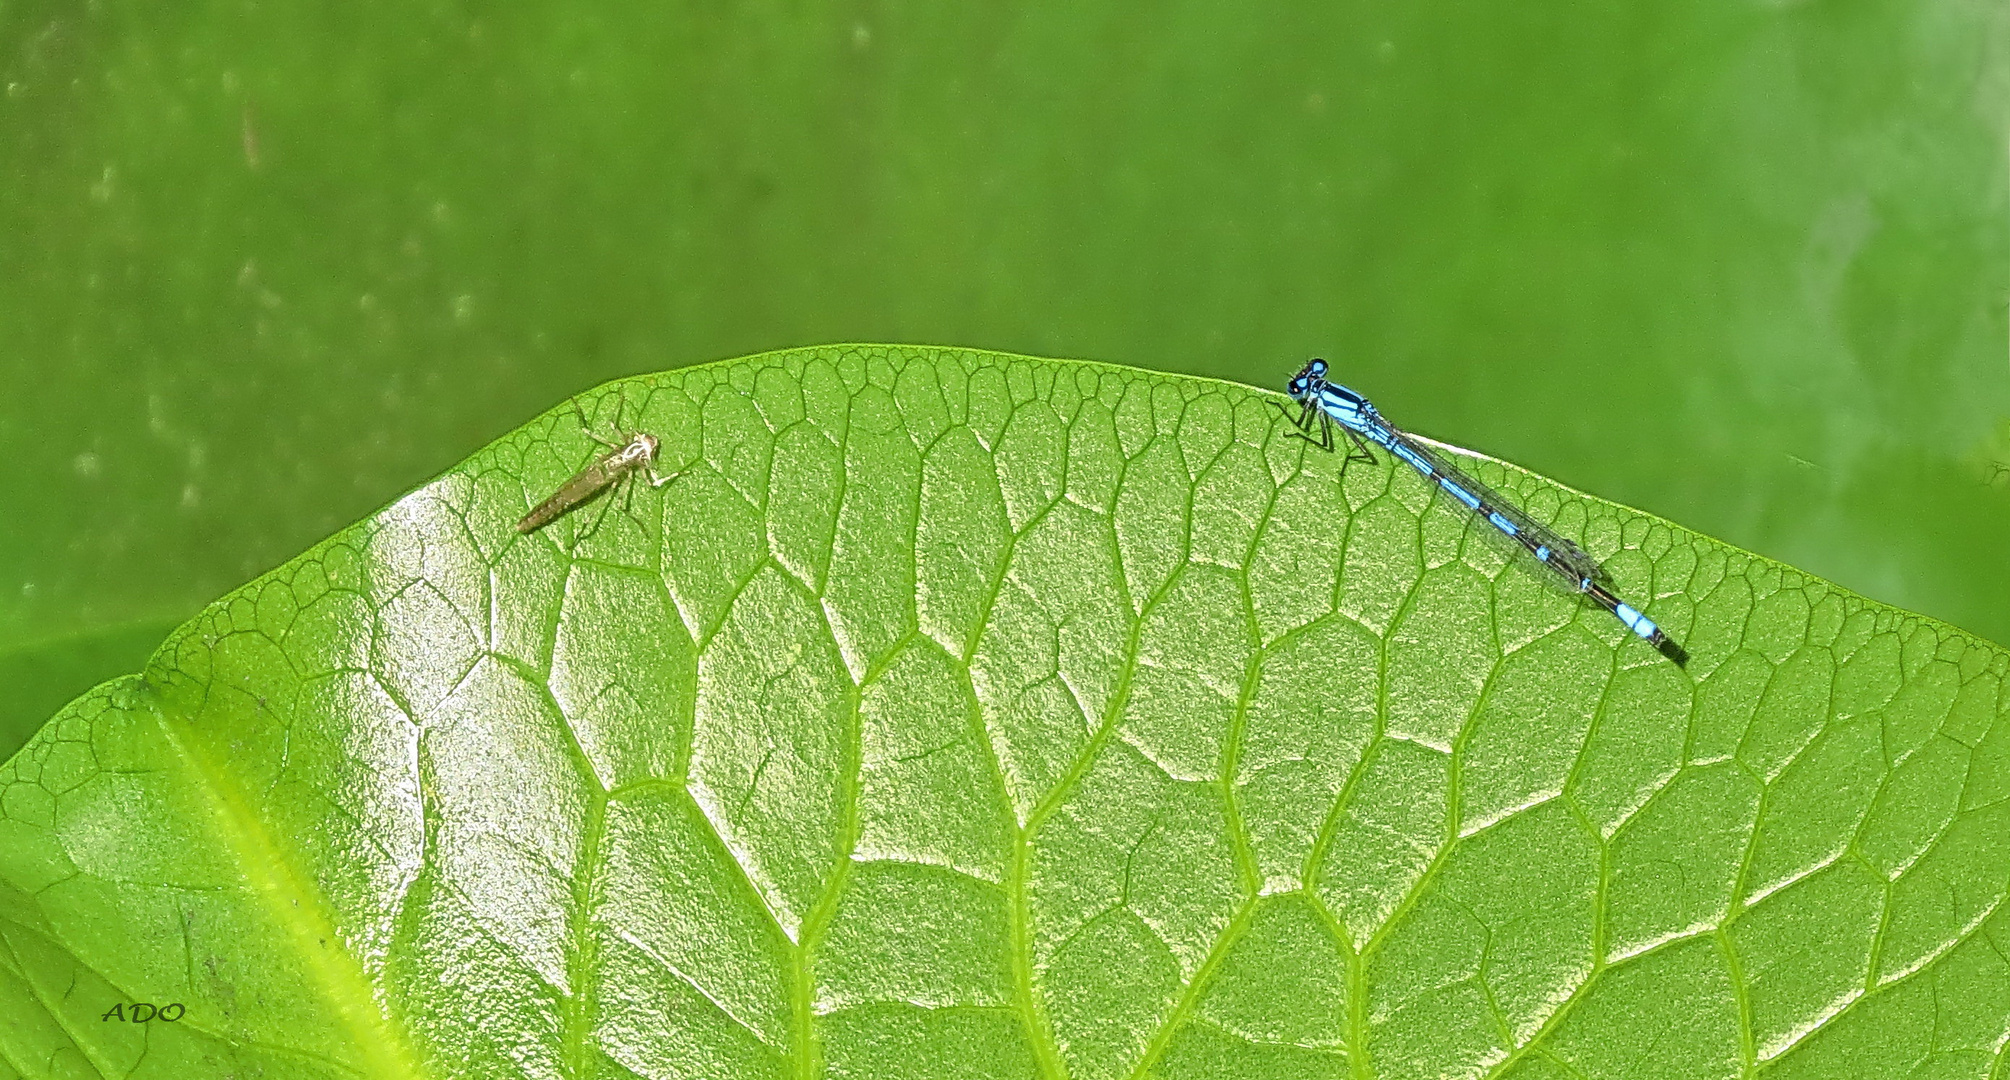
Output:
[{"left": 1279, "top": 358, "right": 1687, "bottom": 666}]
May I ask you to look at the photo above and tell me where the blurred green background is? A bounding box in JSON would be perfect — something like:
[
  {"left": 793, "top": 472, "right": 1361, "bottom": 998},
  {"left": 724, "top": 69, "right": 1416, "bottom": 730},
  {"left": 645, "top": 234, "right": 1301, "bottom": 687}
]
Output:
[{"left": 3, "top": 1, "right": 2008, "bottom": 759}]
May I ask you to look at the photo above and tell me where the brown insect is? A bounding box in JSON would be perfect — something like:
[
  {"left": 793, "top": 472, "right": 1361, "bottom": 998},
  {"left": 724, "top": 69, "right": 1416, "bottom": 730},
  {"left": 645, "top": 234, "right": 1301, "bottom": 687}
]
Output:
[{"left": 517, "top": 417, "right": 680, "bottom": 535}]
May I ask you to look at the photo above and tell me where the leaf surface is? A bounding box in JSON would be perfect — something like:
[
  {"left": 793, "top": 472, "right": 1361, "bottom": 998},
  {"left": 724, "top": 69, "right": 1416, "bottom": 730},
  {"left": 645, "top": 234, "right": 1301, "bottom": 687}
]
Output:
[{"left": 2, "top": 346, "right": 2006, "bottom": 1080}]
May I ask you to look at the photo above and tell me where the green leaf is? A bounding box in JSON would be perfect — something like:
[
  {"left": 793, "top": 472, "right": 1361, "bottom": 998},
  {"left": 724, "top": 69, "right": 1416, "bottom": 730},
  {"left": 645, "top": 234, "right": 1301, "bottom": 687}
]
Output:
[
  {"left": 3, "top": 346, "right": 2007, "bottom": 1080},
  {"left": 0, "top": 619, "right": 187, "bottom": 769},
  {"left": 5, "top": 1, "right": 2008, "bottom": 763}
]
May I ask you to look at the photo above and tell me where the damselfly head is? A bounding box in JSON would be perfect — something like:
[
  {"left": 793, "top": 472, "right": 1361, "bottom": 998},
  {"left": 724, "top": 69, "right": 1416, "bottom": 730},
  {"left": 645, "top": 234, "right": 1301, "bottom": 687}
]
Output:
[{"left": 1287, "top": 358, "right": 1329, "bottom": 400}]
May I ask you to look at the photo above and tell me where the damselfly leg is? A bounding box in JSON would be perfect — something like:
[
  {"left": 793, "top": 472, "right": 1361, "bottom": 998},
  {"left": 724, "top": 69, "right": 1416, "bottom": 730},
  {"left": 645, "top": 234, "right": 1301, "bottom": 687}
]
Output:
[{"left": 1274, "top": 399, "right": 1377, "bottom": 469}]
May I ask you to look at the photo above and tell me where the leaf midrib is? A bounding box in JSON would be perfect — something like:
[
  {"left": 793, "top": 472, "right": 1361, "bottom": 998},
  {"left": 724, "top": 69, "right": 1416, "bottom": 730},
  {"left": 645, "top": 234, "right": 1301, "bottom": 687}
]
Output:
[{"left": 152, "top": 683, "right": 428, "bottom": 1080}]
